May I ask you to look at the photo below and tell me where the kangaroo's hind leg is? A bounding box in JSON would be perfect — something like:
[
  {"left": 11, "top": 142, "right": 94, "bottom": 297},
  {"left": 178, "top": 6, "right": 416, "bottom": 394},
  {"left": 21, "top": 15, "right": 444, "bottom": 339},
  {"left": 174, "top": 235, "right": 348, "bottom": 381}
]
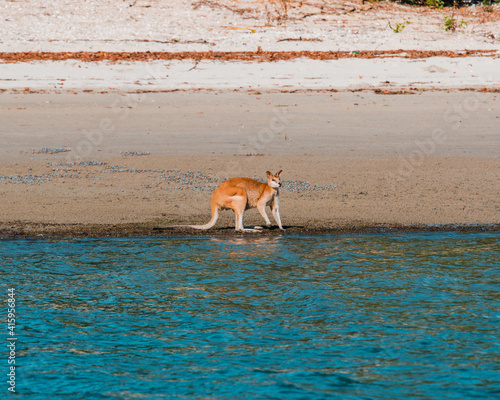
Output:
[{"left": 229, "top": 189, "right": 261, "bottom": 233}]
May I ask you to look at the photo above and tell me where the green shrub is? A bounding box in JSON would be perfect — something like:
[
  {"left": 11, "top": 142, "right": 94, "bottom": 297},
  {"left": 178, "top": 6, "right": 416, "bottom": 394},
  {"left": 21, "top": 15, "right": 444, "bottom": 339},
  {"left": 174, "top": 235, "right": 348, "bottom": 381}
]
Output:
[
  {"left": 393, "top": 19, "right": 412, "bottom": 32},
  {"left": 399, "top": 0, "right": 426, "bottom": 5},
  {"left": 398, "top": 0, "right": 467, "bottom": 6},
  {"left": 426, "top": 0, "right": 444, "bottom": 8},
  {"left": 442, "top": 14, "right": 467, "bottom": 31}
]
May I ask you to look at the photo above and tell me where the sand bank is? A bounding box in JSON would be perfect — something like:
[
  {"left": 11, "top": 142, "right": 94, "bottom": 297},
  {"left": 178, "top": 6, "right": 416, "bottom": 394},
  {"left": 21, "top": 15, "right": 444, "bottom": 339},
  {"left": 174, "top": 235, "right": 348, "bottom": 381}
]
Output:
[
  {"left": 1, "top": 153, "right": 498, "bottom": 237},
  {"left": 0, "top": 91, "right": 498, "bottom": 237}
]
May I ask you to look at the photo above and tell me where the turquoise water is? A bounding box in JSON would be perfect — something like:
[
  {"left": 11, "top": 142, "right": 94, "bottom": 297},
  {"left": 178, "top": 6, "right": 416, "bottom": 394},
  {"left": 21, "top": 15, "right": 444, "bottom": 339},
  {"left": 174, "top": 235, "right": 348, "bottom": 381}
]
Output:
[{"left": 1, "top": 233, "right": 499, "bottom": 399}]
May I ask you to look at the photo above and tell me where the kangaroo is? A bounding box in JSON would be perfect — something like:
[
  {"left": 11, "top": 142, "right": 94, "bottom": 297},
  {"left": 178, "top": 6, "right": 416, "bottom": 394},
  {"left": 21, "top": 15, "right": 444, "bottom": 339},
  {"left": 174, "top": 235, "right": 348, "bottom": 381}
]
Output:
[{"left": 178, "top": 170, "right": 284, "bottom": 232}]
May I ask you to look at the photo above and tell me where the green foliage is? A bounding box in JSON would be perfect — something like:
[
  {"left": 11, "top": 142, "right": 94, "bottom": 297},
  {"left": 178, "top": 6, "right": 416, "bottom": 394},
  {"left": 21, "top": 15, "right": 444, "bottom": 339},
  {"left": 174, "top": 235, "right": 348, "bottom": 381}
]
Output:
[
  {"left": 393, "top": 19, "right": 411, "bottom": 33},
  {"left": 398, "top": 0, "right": 468, "bottom": 6},
  {"left": 398, "top": 0, "right": 426, "bottom": 6},
  {"left": 426, "top": 0, "right": 444, "bottom": 8},
  {"left": 442, "top": 14, "right": 467, "bottom": 32},
  {"left": 482, "top": 0, "right": 495, "bottom": 11}
]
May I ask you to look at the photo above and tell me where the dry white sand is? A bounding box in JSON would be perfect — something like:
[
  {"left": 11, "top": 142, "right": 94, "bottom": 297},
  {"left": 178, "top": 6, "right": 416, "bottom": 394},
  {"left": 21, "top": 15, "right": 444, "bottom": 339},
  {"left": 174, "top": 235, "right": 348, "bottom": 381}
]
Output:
[
  {"left": 1, "top": 0, "right": 499, "bottom": 53},
  {"left": 1, "top": 56, "right": 499, "bottom": 92},
  {"left": 1, "top": 1, "right": 499, "bottom": 92}
]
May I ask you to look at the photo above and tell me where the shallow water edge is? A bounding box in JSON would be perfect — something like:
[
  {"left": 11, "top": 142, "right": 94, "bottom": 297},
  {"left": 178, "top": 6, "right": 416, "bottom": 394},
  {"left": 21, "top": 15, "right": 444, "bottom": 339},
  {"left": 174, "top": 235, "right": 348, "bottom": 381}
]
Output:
[{"left": 1, "top": 221, "right": 499, "bottom": 239}]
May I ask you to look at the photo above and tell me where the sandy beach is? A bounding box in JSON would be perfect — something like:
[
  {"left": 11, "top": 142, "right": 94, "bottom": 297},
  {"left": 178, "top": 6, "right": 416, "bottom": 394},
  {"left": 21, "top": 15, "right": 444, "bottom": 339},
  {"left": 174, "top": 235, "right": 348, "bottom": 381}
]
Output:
[
  {"left": 0, "top": 91, "right": 498, "bottom": 237},
  {"left": 0, "top": 1, "right": 499, "bottom": 237}
]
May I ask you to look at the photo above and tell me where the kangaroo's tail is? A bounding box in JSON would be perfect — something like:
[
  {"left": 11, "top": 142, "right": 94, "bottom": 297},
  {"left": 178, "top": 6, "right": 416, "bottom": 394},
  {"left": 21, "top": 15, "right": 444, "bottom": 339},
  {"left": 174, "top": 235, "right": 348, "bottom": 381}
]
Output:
[{"left": 174, "top": 204, "right": 219, "bottom": 230}]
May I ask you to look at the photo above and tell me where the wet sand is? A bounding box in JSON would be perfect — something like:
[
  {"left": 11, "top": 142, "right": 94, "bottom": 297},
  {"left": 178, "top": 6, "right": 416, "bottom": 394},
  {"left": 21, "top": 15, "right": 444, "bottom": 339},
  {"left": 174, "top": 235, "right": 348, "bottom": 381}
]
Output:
[{"left": 0, "top": 90, "right": 498, "bottom": 237}]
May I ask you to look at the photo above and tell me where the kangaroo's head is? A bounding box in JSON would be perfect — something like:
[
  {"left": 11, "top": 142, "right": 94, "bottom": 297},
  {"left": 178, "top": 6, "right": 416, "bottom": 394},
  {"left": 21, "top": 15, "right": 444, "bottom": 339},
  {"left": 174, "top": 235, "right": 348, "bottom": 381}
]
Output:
[{"left": 266, "top": 170, "right": 282, "bottom": 189}]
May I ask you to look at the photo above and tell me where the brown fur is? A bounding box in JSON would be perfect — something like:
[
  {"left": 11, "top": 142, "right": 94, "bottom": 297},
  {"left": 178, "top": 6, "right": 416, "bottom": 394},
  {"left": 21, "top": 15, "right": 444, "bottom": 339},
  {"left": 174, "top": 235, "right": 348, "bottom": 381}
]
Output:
[{"left": 180, "top": 170, "right": 284, "bottom": 232}]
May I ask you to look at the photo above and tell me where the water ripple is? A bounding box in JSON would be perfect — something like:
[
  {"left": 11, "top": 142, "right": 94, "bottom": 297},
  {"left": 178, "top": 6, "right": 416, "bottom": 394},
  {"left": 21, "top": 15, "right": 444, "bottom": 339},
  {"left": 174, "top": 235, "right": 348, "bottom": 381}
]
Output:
[{"left": 1, "top": 232, "right": 499, "bottom": 399}]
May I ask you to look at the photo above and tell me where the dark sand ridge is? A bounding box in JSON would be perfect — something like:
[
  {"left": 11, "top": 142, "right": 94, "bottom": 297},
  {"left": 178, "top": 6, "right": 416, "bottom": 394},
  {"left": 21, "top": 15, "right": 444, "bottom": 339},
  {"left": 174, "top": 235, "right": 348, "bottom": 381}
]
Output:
[
  {"left": 0, "top": 50, "right": 497, "bottom": 64},
  {"left": 0, "top": 91, "right": 498, "bottom": 237}
]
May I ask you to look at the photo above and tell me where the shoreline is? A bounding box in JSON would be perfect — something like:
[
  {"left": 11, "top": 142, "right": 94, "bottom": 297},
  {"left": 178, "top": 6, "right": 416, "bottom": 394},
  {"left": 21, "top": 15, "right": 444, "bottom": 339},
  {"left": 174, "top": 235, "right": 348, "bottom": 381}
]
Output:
[{"left": 1, "top": 222, "right": 499, "bottom": 240}]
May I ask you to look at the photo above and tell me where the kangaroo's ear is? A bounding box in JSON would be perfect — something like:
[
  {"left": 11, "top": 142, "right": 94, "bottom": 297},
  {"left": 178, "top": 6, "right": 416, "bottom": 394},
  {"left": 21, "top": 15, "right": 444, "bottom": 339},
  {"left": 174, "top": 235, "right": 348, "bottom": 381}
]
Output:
[
  {"left": 266, "top": 171, "right": 272, "bottom": 178},
  {"left": 276, "top": 170, "right": 282, "bottom": 177}
]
